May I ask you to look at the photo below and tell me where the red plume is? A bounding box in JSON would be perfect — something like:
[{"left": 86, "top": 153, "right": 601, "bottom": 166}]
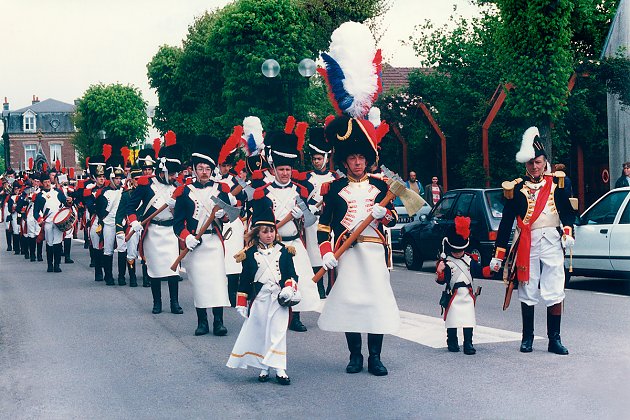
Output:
[
  {"left": 55, "top": 160, "right": 61, "bottom": 171},
  {"left": 28, "top": 157, "right": 34, "bottom": 170},
  {"left": 284, "top": 116, "right": 296, "bottom": 134},
  {"left": 324, "top": 115, "right": 335, "bottom": 127},
  {"left": 120, "top": 146, "right": 130, "bottom": 165},
  {"left": 295, "top": 122, "right": 308, "bottom": 152},
  {"left": 85, "top": 156, "right": 90, "bottom": 168},
  {"left": 234, "top": 159, "right": 246, "bottom": 174},
  {"left": 42, "top": 163, "right": 48, "bottom": 172},
  {"left": 69, "top": 168, "right": 75, "bottom": 179},
  {"left": 219, "top": 126, "right": 244, "bottom": 165},
  {"left": 375, "top": 121, "right": 390, "bottom": 145},
  {"left": 164, "top": 130, "right": 176, "bottom": 146},
  {"left": 373, "top": 49, "right": 383, "bottom": 101},
  {"left": 61, "top": 167, "right": 67, "bottom": 174},
  {"left": 454, "top": 216, "right": 471, "bottom": 240},
  {"left": 102, "top": 144, "right": 112, "bottom": 161},
  {"left": 153, "top": 138, "right": 161, "bottom": 158}
]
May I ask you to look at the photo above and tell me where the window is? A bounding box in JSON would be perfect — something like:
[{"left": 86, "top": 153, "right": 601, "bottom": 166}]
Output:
[
  {"left": 485, "top": 190, "right": 506, "bottom": 219},
  {"left": 50, "top": 143, "right": 62, "bottom": 164},
  {"left": 23, "top": 111, "right": 36, "bottom": 132},
  {"left": 433, "top": 195, "right": 456, "bottom": 219},
  {"left": 24, "top": 144, "right": 37, "bottom": 168},
  {"left": 453, "top": 193, "right": 475, "bottom": 217},
  {"left": 581, "top": 191, "right": 627, "bottom": 225},
  {"left": 618, "top": 199, "right": 630, "bottom": 225}
]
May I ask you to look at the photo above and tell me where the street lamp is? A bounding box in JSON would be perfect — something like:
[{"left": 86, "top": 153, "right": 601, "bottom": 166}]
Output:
[
  {"left": 97, "top": 129, "right": 107, "bottom": 141},
  {"left": 261, "top": 58, "right": 316, "bottom": 114}
]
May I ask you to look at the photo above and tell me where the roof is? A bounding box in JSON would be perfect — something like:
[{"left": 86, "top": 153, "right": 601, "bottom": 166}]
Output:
[
  {"left": 381, "top": 64, "right": 433, "bottom": 92},
  {"left": 11, "top": 98, "right": 75, "bottom": 114}
]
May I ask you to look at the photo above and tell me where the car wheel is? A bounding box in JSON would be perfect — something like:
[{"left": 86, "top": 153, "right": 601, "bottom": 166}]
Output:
[{"left": 403, "top": 239, "right": 423, "bottom": 271}]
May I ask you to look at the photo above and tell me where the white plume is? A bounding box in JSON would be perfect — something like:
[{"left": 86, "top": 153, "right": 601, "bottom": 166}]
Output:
[
  {"left": 242, "top": 116, "right": 264, "bottom": 156},
  {"left": 516, "top": 126, "right": 539, "bottom": 163},
  {"left": 368, "top": 107, "right": 381, "bottom": 128},
  {"left": 328, "top": 21, "right": 378, "bottom": 118}
]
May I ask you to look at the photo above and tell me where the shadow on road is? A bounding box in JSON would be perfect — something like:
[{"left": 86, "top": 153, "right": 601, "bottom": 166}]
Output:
[{"left": 567, "top": 277, "right": 630, "bottom": 296}]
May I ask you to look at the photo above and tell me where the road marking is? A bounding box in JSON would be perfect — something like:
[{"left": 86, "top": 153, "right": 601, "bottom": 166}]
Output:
[
  {"left": 594, "top": 292, "right": 630, "bottom": 298},
  {"left": 313, "top": 301, "right": 538, "bottom": 348}
]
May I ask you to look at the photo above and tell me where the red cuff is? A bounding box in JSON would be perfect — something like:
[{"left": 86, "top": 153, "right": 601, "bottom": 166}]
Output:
[
  {"left": 127, "top": 214, "right": 138, "bottom": 224},
  {"left": 319, "top": 241, "right": 333, "bottom": 257},
  {"left": 563, "top": 226, "right": 572, "bottom": 237},
  {"left": 284, "top": 279, "right": 297, "bottom": 290},
  {"left": 494, "top": 247, "right": 506, "bottom": 260},
  {"left": 236, "top": 293, "right": 248, "bottom": 307},
  {"left": 179, "top": 229, "right": 191, "bottom": 241}
]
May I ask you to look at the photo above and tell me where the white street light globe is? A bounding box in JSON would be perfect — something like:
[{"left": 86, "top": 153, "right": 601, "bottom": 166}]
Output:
[
  {"left": 298, "top": 58, "right": 316, "bottom": 78},
  {"left": 261, "top": 59, "right": 280, "bottom": 78}
]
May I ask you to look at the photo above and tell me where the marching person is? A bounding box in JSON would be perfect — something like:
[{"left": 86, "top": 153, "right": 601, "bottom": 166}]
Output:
[
  {"left": 115, "top": 165, "right": 143, "bottom": 287},
  {"left": 436, "top": 216, "right": 493, "bottom": 355},
  {"left": 136, "top": 148, "right": 158, "bottom": 287},
  {"left": 7, "top": 180, "right": 23, "bottom": 255},
  {"left": 490, "top": 127, "right": 576, "bottom": 355},
  {"left": 300, "top": 127, "right": 337, "bottom": 298},
  {"left": 226, "top": 204, "right": 299, "bottom": 385},
  {"left": 127, "top": 134, "right": 183, "bottom": 315},
  {"left": 24, "top": 176, "right": 41, "bottom": 262},
  {"left": 250, "top": 121, "right": 319, "bottom": 332},
  {"left": 60, "top": 168, "right": 77, "bottom": 264},
  {"left": 173, "top": 140, "right": 232, "bottom": 336},
  {"left": 33, "top": 172, "right": 72, "bottom": 273},
  {"left": 84, "top": 155, "right": 108, "bottom": 282}
]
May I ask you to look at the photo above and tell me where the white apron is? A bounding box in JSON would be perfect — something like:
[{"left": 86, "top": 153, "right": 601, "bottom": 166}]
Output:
[
  {"left": 443, "top": 257, "right": 476, "bottom": 328},
  {"left": 143, "top": 223, "right": 180, "bottom": 278},
  {"left": 184, "top": 232, "right": 230, "bottom": 308}
]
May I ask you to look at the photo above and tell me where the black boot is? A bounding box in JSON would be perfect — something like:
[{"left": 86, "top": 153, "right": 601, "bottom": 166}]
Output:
[
  {"left": 151, "top": 278, "right": 162, "bottom": 314},
  {"left": 83, "top": 228, "right": 89, "bottom": 248},
  {"left": 89, "top": 246, "right": 95, "bottom": 267},
  {"left": 29, "top": 237, "right": 36, "bottom": 262},
  {"left": 547, "top": 303, "right": 569, "bottom": 355},
  {"left": 37, "top": 240, "right": 43, "bottom": 261},
  {"left": 227, "top": 274, "right": 239, "bottom": 307},
  {"left": 212, "top": 307, "right": 227, "bottom": 336},
  {"left": 127, "top": 259, "right": 137, "bottom": 287},
  {"left": 20, "top": 235, "right": 27, "bottom": 255},
  {"left": 117, "top": 251, "right": 127, "bottom": 285},
  {"left": 367, "top": 334, "right": 388, "bottom": 376},
  {"left": 53, "top": 243, "right": 62, "bottom": 272},
  {"left": 6, "top": 230, "right": 12, "bottom": 251},
  {"left": 463, "top": 328, "right": 476, "bottom": 355},
  {"left": 23, "top": 236, "right": 30, "bottom": 259},
  {"left": 314, "top": 266, "right": 326, "bottom": 299},
  {"left": 195, "top": 308, "right": 210, "bottom": 336},
  {"left": 289, "top": 311, "right": 307, "bottom": 332},
  {"left": 63, "top": 238, "right": 74, "bottom": 263},
  {"left": 13, "top": 234, "right": 20, "bottom": 254},
  {"left": 46, "top": 245, "right": 54, "bottom": 272},
  {"left": 103, "top": 254, "right": 115, "bottom": 285},
  {"left": 520, "top": 303, "right": 535, "bottom": 353},
  {"left": 446, "top": 328, "right": 460, "bottom": 352},
  {"left": 345, "top": 332, "right": 363, "bottom": 373},
  {"left": 168, "top": 277, "right": 183, "bottom": 314},
  {"left": 142, "top": 262, "right": 150, "bottom": 287}
]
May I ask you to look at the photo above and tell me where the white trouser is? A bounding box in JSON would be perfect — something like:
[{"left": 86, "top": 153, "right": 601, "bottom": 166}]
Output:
[
  {"left": 518, "top": 227, "right": 565, "bottom": 307},
  {"left": 44, "top": 221, "right": 64, "bottom": 246},
  {"left": 126, "top": 231, "right": 140, "bottom": 260},
  {"left": 102, "top": 224, "right": 116, "bottom": 256}
]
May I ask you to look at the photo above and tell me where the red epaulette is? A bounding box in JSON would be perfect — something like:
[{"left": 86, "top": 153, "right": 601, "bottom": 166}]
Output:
[
  {"left": 185, "top": 177, "right": 194, "bottom": 185},
  {"left": 293, "top": 182, "right": 309, "bottom": 199},
  {"left": 320, "top": 182, "right": 331, "bottom": 196},
  {"left": 465, "top": 252, "right": 479, "bottom": 262},
  {"left": 83, "top": 188, "right": 93, "bottom": 197},
  {"left": 103, "top": 180, "right": 111, "bottom": 187},
  {"left": 137, "top": 175, "right": 152, "bottom": 186},
  {"left": 77, "top": 180, "right": 85, "bottom": 189},
  {"left": 172, "top": 184, "right": 187, "bottom": 199},
  {"left": 95, "top": 188, "right": 104, "bottom": 198},
  {"left": 252, "top": 183, "right": 271, "bottom": 200},
  {"left": 252, "top": 170, "right": 264, "bottom": 180},
  {"left": 219, "top": 182, "right": 231, "bottom": 194},
  {"left": 291, "top": 169, "right": 307, "bottom": 181}
]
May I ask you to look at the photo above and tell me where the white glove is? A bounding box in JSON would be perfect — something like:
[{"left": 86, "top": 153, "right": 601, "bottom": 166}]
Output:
[
  {"left": 166, "top": 197, "right": 176, "bottom": 209},
  {"left": 115, "top": 233, "right": 127, "bottom": 252},
  {"left": 215, "top": 208, "right": 225, "bottom": 219},
  {"left": 236, "top": 306, "right": 248, "bottom": 319},
  {"left": 562, "top": 235, "right": 575, "bottom": 250},
  {"left": 291, "top": 205, "right": 303, "bottom": 219},
  {"left": 131, "top": 220, "right": 143, "bottom": 233},
  {"left": 322, "top": 252, "right": 338, "bottom": 270},
  {"left": 489, "top": 257, "right": 503, "bottom": 272},
  {"left": 289, "top": 289, "right": 302, "bottom": 305},
  {"left": 185, "top": 235, "right": 200, "bottom": 251},
  {"left": 279, "top": 286, "right": 294, "bottom": 301},
  {"left": 371, "top": 204, "right": 387, "bottom": 220}
]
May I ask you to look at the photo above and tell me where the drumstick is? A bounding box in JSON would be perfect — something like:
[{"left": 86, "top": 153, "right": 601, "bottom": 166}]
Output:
[{"left": 569, "top": 247, "right": 573, "bottom": 273}]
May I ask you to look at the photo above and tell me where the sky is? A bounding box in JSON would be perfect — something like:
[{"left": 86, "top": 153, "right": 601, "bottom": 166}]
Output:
[{"left": 1, "top": 0, "right": 479, "bottom": 129}]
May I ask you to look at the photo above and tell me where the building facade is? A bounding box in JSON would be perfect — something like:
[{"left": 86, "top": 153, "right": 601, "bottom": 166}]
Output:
[{"left": 2, "top": 96, "right": 77, "bottom": 172}]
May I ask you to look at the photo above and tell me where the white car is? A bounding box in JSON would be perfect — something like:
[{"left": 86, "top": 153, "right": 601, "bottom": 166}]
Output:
[{"left": 565, "top": 187, "right": 630, "bottom": 284}]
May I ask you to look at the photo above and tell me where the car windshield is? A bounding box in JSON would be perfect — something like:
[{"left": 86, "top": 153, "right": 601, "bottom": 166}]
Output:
[{"left": 485, "top": 190, "right": 505, "bottom": 219}]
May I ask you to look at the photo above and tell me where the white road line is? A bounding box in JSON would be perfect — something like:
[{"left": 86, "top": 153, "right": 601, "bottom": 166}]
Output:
[
  {"left": 594, "top": 292, "right": 630, "bottom": 298},
  {"left": 313, "top": 300, "right": 539, "bottom": 348}
]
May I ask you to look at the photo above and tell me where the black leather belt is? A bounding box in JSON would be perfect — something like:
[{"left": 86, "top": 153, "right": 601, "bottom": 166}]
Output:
[
  {"left": 150, "top": 219, "right": 174, "bottom": 227},
  {"left": 281, "top": 234, "right": 300, "bottom": 241},
  {"left": 452, "top": 282, "right": 472, "bottom": 290}
]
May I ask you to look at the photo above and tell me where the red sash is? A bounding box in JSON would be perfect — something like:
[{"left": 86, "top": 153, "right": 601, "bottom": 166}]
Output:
[{"left": 514, "top": 177, "right": 553, "bottom": 283}]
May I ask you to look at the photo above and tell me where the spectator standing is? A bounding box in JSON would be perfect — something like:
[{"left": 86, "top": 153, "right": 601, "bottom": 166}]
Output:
[
  {"left": 424, "top": 176, "right": 444, "bottom": 207},
  {"left": 405, "top": 171, "right": 424, "bottom": 197},
  {"left": 614, "top": 162, "right": 630, "bottom": 188}
]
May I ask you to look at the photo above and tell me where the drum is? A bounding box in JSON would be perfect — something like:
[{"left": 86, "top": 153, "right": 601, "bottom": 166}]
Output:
[{"left": 53, "top": 207, "right": 77, "bottom": 232}]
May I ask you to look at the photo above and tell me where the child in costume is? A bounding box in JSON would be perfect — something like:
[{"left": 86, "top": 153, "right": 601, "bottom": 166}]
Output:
[
  {"left": 436, "top": 216, "right": 493, "bottom": 355},
  {"left": 226, "top": 204, "right": 301, "bottom": 385}
]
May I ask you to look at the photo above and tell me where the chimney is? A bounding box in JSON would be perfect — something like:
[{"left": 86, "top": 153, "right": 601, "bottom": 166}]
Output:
[
  {"left": 3, "top": 97, "right": 8, "bottom": 111},
  {"left": 32, "top": 95, "right": 40, "bottom": 105}
]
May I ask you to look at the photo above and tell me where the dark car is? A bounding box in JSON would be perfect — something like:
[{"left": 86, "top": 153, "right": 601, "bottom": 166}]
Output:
[{"left": 400, "top": 188, "right": 508, "bottom": 270}]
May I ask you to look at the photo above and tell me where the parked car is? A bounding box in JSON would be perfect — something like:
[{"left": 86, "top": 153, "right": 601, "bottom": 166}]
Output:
[
  {"left": 565, "top": 187, "right": 630, "bottom": 284},
  {"left": 400, "top": 188, "right": 508, "bottom": 270},
  {"left": 390, "top": 197, "right": 431, "bottom": 250}
]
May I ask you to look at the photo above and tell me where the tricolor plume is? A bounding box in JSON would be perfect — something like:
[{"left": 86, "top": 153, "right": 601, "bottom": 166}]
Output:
[
  {"left": 164, "top": 130, "right": 176, "bottom": 146},
  {"left": 318, "top": 21, "right": 381, "bottom": 119},
  {"left": 102, "top": 144, "right": 112, "bottom": 161},
  {"left": 219, "top": 125, "right": 244, "bottom": 164},
  {"left": 234, "top": 159, "right": 246, "bottom": 174},
  {"left": 120, "top": 146, "right": 130, "bottom": 165},
  {"left": 368, "top": 107, "right": 381, "bottom": 128},
  {"left": 242, "top": 116, "right": 264, "bottom": 156},
  {"left": 295, "top": 122, "right": 308, "bottom": 152},
  {"left": 284, "top": 116, "right": 297, "bottom": 134},
  {"left": 152, "top": 138, "right": 161, "bottom": 158}
]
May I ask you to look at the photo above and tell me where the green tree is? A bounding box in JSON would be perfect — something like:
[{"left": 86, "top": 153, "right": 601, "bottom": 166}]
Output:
[{"left": 73, "top": 83, "right": 148, "bottom": 166}]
